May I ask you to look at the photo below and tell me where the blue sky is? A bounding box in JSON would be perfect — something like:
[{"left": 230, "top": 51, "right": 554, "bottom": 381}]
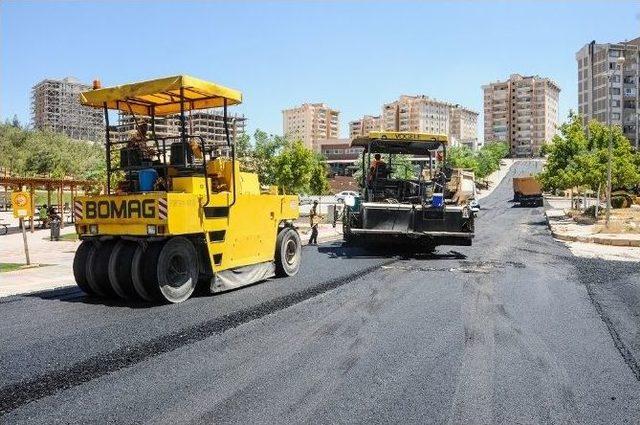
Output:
[{"left": 1, "top": 1, "right": 639, "bottom": 139}]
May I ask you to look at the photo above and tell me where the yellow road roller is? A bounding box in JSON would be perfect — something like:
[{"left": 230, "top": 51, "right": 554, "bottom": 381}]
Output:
[{"left": 73, "top": 75, "right": 302, "bottom": 303}]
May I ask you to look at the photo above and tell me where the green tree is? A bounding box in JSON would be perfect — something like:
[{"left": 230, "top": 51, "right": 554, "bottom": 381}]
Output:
[
  {"left": 538, "top": 113, "right": 640, "bottom": 201},
  {"left": 309, "top": 155, "right": 330, "bottom": 195},
  {"left": 234, "top": 133, "right": 252, "bottom": 159},
  {"left": 444, "top": 141, "right": 507, "bottom": 179},
  {"left": 447, "top": 146, "right": 478, "bottom": 170},
  {"left": 272, "top": 140, "right": 316, "bottom": 193},
  {"left": 252, "top": 129, "right": 286, "bottom": 185},
  {"left": 537, "top": 114, "right": 588, "bottom": 191},
  {"left": 574, "top": 120, "right": 640, "bottom": 191},
  {"left": 390, "top": 154, "right": 415, "bottom": 179},
  {"left": 0, "top": 124, "right": 106, "bottom": 185}
]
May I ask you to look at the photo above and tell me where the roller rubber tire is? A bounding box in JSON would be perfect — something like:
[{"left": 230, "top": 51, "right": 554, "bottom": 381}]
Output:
[
  {"left": 275, "top": 228, "right": 302, "bottom": 277},
  {"left": 73, "top": 240, "right": 95, "bottom": 295},
  {"left": 154, "top": 237, "right": 198, "bottom": 303},
  {"left": 131, "top": 243, "right": 161, "bottom": 302},
  {"left": 86, "top": 240, "right": 118, "bottom": 298},
  {"left": 134, "top": 237, "right": 198, "bottom": 304},
  {"left": 108, "top": 240, "right": 139, "bottom": 300}
]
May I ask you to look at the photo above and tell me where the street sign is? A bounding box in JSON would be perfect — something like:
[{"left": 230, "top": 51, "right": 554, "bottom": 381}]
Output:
[
  {"left": 11, "top": 191, "right": 32, "bottom": 265},
  {"left": 11, "top": 192, "right": 32, "bottom": 218}
]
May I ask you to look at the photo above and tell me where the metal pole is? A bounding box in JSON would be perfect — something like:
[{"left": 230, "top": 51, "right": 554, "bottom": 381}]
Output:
[
  {"left": 605, "top": 71, "right": 613, "bottom": 227},
  {"left": 103, "top": 103, "right": 111, "bottom": 194},
  {"left": 636, "top": 50, "right": 639, "bottom": 150},
  {"left": 179, "top": 87, "right": 187, "bottom": 167},
  {"left": 29, "top": 186, "right": 34, "bottom": 233},
  {"left": 606, "top": 56, "right": 625, "bottom": 227},
  {"left": 20, "top": 218, "right": 30, "bottom": 265}
]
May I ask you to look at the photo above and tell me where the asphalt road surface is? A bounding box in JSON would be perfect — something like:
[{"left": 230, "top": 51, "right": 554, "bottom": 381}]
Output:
[{"left": 1, "top": 160, "right": 639, "bottom": 424}]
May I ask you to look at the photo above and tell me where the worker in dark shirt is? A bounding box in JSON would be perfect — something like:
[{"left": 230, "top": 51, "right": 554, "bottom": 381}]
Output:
[
  {"left": 309, "top": 201, "right": 323, "bottom": 245},
  {"left": 368, "top": 153, "right": 386, "bottom": 183}
]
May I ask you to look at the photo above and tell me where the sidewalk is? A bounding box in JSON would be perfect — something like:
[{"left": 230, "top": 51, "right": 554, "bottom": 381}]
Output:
[
  {"left": 0, "top": 220, "right": 342, "bottom": 298},
  {"left": 296, "top": 221, "right": 343, "bottom": 245},
  {"left": 0, "top": 224, "right": 79, "bottom": 297},
  {"left": 544, "top": 198, "right": 640, "bottom": 262}
]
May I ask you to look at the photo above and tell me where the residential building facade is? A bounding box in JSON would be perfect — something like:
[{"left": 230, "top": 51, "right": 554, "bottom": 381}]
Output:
[
  {"left": 319, "top": 138, "right": 362, "bottom": 176},
  {"left": 576, "top": 37, "right": 640, "bottom": 149},
  {"left": 349, "top": 115, "right": 382, "bottom": 137},
  {"left": 380, "top": 95, "right": 479, "bottom": 149},
  {"left": 483, "top": 74, "right": 560, "bottom": 157},
  {"left": 31, "top": 77, "right": 104, "bottom": 142},
  {"left": 382, "top": 95, "right": 451, "bottom": 135},
  {"left": 282, "top": 103, "right": 339, "bottom": 151},
  {"left": 117, "top": 111, "right": 247, "bottom": 144},
  {"left": 449, "top": 106, "right": 480, "bottom": 150}
]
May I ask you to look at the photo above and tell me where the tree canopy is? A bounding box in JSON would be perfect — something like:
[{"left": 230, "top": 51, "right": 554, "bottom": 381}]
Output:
[
  {"left": 538, "top": 114, "right": 640, "bottom": 192},
  {"left": 0, "top": 122, "right": 329, "bottom": 195},
  {"left": 447, "top": 141, "right": 509, "bottom": 178},
  {"left": 0, "top": 122, "right": 105, "bottom": 180},
  {"left": 234, "top": 130, "right": 329, "bottom": 195}
]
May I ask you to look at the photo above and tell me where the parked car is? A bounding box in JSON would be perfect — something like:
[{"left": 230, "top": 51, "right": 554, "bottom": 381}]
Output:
[
  {"left": 335, "top": 190, "right": 359, "bottom": 202},
  {"left": 299, "top": 195, "right": 314, "bottom": 205}
]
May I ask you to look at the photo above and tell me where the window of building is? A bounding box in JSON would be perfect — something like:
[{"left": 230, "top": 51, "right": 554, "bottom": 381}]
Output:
[{"left": 610, "top": 87, "right": 621, "bottom": 95}]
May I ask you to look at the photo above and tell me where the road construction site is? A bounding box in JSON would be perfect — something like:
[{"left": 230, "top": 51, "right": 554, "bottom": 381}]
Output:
[{"left": 1, "top": 160, "right": 639, "bottom": 424}]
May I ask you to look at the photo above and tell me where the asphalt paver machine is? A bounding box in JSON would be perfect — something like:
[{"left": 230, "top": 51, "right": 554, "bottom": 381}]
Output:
[
  {"left": 73, "top": 75, "right": 302, "bottom": 303},
  {"left": 342, "top": 131, "right": 474, "bottom": 250}
]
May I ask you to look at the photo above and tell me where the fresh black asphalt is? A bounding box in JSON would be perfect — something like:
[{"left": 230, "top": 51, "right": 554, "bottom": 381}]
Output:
[{"left": 0, "top": 160, "right": 639, "bottom": 423}]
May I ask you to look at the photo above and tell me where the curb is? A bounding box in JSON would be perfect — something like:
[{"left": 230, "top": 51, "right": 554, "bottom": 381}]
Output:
[{"left": 545, "top": 211, "right": 640, "bottom": 247}]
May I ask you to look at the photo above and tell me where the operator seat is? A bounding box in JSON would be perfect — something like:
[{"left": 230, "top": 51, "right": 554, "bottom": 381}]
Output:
[{"left": 368, "top": 162, "right": 394, "bottom": 201}]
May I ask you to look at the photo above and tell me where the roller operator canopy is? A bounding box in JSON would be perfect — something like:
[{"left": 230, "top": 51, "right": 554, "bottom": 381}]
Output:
[
  {"left": 351, "top": 131, "right": 447, "bottom": 155},
  {"left": 79, "top": 75, "right": 243, "bottom": 116}
]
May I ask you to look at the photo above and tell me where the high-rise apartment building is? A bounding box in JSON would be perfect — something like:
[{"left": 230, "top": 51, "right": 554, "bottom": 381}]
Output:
[
  {"left": 382, "top": 95, "right": 451, "bottom": 135},
  {"left": 282, "top": 103, "right": 339, "bottom": 151},
  {"left": 117, "top": 111, "right": 247, "bottom": 144},
  {"left": 483, "top": 74, "right": 560, "bottom": 157},
  {"left": 380, "top": 95, "right": 479, "bottom": 148},
  {"left": 449, "top": 106, "right": 480, "bottom": 150},
  {"left": 349, "top": 115, "right": 382, "bottom": 137},
  {"left": 31, "top": 77, "right": 104, "bottom": 142},
  {"left": 576, "top": 37, "right": 640, "bottom": 149}
]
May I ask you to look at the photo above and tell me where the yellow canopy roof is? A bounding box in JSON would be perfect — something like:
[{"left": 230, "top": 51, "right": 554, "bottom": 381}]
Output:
[{"left": 79, "top": 75, "right": 243, "bottom": 116}]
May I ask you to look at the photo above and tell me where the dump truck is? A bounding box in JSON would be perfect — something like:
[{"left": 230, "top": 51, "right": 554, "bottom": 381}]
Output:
[
  {"left": 513, "top": 176, "right": 543, "bottom": 207},
  {"left": 73, "top": 75, "right": 302, "bottom": 304},
  {"left": 342, "top": 131, "right": 474, "bottom": 250}
]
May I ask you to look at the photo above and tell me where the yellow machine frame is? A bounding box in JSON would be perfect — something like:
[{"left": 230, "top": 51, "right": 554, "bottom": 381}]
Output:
[{"left": 73, "top": 75, "right": 300, "bottom": 303}]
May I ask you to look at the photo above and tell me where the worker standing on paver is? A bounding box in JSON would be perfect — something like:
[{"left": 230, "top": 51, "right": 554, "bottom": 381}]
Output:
[
  {"left": 309, "top": 201, "right": 323, "bottom": 245},
  {"left": 367, "top": 153, "right": 387, "bottom": 184}
]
